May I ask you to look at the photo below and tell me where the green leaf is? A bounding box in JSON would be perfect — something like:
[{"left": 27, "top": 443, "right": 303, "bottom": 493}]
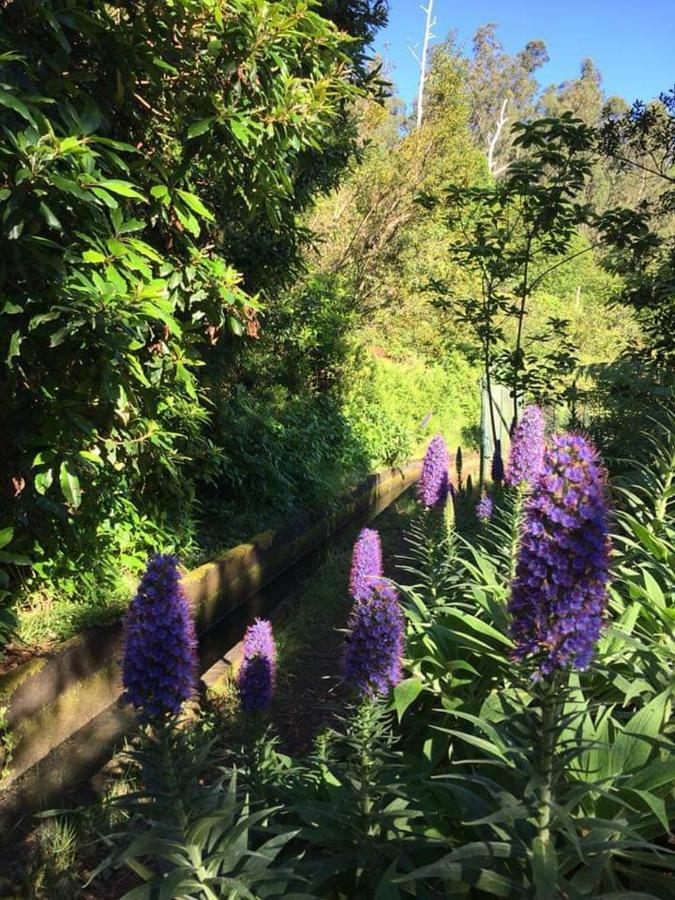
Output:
[
  {"left": 393, "top": 677, "right": 424, "bottom": 722},
  {"left": 59, "top": 461, "right": 82, "bottom": 510},
  {"left": 611, "top": 691, "right": 670, "bottom": 774},
  {"left": 0, "top": 551, "right": 32, "bottom": 566},
  {"left": 79, "top": 450, "right": 103, "bottom": 467},
  {"left": 150, "top": 184, "right": 170, "bottom": 199},
  {"left": 0, "top": 527, "right": 13, "bottom": 550},
  {"left": 531, "top": 838, "right": 557, "bottom": 900},
  {"left": 34, "top": 469, "right": 54, "bottom": 496},
  {"left": 83, "top": 250, "right": 107, "bottom": 263},
  {"left": 94, "top": 179, "right": 145, "bottom": 201},
  {"left": 0, "top": 88, "right": 35, "bottom": 124},
  {"left": 39, "top": 201, "right": 62, "bottom": 230},
  {"left": 175, "top": 189, "right": 214, "bottom": 221},
  {"left": 230, "top": 117, "right": 251, "bottom": 146},
  {"left": 187, "top": 117, "right": 216, "bottom": 139},
  {"left": 6, "top": 330, "right": 22, "bottom": 366},
  {"left": 626, "top": 789, "right": 670, "bottom": 834}
]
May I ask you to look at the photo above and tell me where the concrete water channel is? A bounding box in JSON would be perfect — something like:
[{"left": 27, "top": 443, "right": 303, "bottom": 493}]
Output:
[{"left": 0, "top": 462, "right": 423, "bottom": 834}]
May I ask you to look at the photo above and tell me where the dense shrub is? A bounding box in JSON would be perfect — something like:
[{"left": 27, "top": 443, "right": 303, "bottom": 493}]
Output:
[
  {"left": 0, "top": 1, "right": 381, "bottom": 606},
  {"left": 342, "top": 351, "right": 480, "bottom": 466}
]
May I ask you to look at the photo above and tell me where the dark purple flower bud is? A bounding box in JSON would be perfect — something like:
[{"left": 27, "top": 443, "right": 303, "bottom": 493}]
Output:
[
  {"left": 491, "top": 441, "right": 505, "bottom": 484},
  {"left": 506, "top": 405, "right": 545, "bottom": 488},
  {"left": 344, "top": 580, "right": 405, "bottom": 697},
  {"left": 122, "top": 554, "right": 198, "bottom": 722},
  {"left": 349, "top": 528, "right": 383, "bottom": 602},
  {"left": 237, "top": 618, "right": 277, "bottom": 715},
  {"left": 476, "top": 493, "right": 493, "bottom": 522},
  {"left": 508, "top": 434, "right": 611, "bottom": 676},
  {"left": 418, "top": 435, "right": 451, "bottom": 508}
]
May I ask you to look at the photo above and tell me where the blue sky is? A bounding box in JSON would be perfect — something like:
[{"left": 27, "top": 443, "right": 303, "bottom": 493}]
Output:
[{"left": 373, "top": 1, "right": 675, "bottom": 111}]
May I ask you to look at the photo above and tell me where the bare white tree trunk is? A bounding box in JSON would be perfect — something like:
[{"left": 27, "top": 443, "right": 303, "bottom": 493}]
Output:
[
  {"left": 487, "top": 97, "right": 509, "bottom": 175},
  {"left": 413, "top": 1, "right": 435, "bottom": 129}
]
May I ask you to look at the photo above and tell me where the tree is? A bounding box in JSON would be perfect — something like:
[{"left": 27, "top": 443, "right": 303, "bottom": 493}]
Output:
[
  {"left": 597, "top": 89, "right": 675, "bottom": 367},
  {"left": 466, "top": 24, "right": 549, "bottom": 175},
  {"left": 0, "top": 0, "right": 379, "bottom": 584},
  {"left": 540, "top": 58, "right": 605, "bottom": 125},
  {"left": 426, "top": 114, "right": 600, "bottom": 431},
  {"left": 410, "top": 0, "right": 436, "bottom": 129}
]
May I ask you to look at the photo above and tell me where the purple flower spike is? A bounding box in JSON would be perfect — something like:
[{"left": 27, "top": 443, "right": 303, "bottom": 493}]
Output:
[
  {"left": 506, "top": 406, "right": 545, "bottom": 488},
  {"left": 491, "top": 443, "right": 505, "bottom": 484},
  {"left": 344, "top": 580, "right": 405, "bottom": 697},
  {"left": 237, "top": 618, "right": 277, "bottom": 715},
  {"left": 418, "top": 435, "right": 451, "bottom": 508},
  {"left": 508, "top": 433, "right": 611, "bottom": 676},
  {"left": 476, "top": 493, "right": 493, "bottom": 522},
  {"left": 123, "top": 554, "right": 198, "bottom": 722},
  {"left": 349, "top": 528, "right": 383, "bottom": 601}
]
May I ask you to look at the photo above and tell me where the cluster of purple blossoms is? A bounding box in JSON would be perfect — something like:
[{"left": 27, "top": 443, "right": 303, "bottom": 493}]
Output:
[
  {"left": 506, "top": 405, "right": 545, "bottom": 489},
  {"left": 344, "top": 580, "right": 405, "bottom": 697},
  {"left": 122, "top": 554, "right": 198, "bottom": 722},
  {"left": 476, "top": 493, "right": 493, "bottom": 522},
  {"left": 508, "top": 433, "right": 611, "bottom": 676},
  {"left": 349, "top": 528, "right": 383, "bottom": 601},
  {"left": 237, "top": 618, "right": 277, "bottom": 715},
  {"left": 491, "top": 442, "right": 505, "bottom": 485},
  {"left": 418, "top": 435, "right": 451, "bottom": 508}
]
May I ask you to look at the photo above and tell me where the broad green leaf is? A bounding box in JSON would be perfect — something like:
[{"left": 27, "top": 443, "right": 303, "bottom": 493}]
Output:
[
  {"left": 393, "top": 677, "right": 424, "bottom": 721},
  {"left": 0, "top": 527, "right": 13, "bottom": 550},
  {"left": 34, "top": 469, "right": 54, "bottom": 496},
  {"left": 0, "top": 551, "right": 32, "bottom": 566},
  {"left": 6, "top": 330, "right": 22, "bottom": 365},
  {"left": 175, "top": 189, "right": 214, "bottom": 221},
  {"left": 187, "top": 117, "right": 216, "bottom": 138},
  {"left": 0, "top": 88, "right": 35, "bottom": 123},
  {"left": 79, "top": 450, "right": 103, "bottom": 467},
  {"left": 59, "top": 461, "right": 82, "bottom": 510},
  {"left": 94, "top": 179, "right": 145, "bottom": 200},
  {"left": 611, "top": 691, "right": 671, "bottom": 774},
  {"left": 83, "top": 249, "right": 107, "bottom": 263}
]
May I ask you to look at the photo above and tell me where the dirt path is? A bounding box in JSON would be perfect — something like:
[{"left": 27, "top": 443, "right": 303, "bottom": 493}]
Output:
[{"left": 268, "top": 491, "right": 418, "bottom": 754}]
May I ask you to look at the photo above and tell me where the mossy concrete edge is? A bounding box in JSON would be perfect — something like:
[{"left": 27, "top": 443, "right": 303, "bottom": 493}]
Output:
[{"left": 0, "top": 461, "right": 420, "bottom": 831}]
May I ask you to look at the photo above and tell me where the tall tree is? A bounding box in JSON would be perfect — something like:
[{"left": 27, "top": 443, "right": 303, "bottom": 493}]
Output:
[
  {"left": 466, "top": 24, "right": 549, "bottom": 175},
  {"left": 540, "top": 58, "right": 605, "bottom": 124}
]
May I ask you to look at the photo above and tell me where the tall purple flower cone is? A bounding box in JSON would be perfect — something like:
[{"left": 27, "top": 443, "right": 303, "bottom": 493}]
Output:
[
  {"left": 506, "top": 405, "right": 545, "bottom": 488},
  {"left": 418, "top": 435, "right": 451, "bottom": 508},
  {"left": 122, "top": 554, "right": 198, "bottom": 722},
  {"left": 237, "top": 618, "right": 277, "bottom": 715},
  {"left": 508, "top": 434, "right": 611, "bottom": 676},
  {"left": 344, "top": 580, "right": 405, "bottom": 697},
  {"left": 349, "top": 528, "right": 383, "bottom": 601},
  {"left": 476, "top": 493, "right": 493, "bottom": 522}
]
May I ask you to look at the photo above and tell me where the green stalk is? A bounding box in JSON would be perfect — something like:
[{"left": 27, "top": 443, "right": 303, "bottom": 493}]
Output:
[
  {"left": 509, "top": 486, "right": 526, "bottom": 582},
  {"left": 357, "top": 699, "right": 374, "bottom": 829},
  {"left": 157, "top": 720, "right": 210, "bottom": 886},
  {"left": 536, "top": 679, "right": 557, "bottom": 848}
]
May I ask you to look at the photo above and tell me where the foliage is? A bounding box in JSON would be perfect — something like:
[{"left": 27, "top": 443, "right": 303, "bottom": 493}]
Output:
[
  {"left": 61, "top": 414, "right": 672, "bottom": 900},
  {"left": 0, "top": 525, "right": 30, "bottom": 647},
  {"left": 465, "top": 23, "right": 549, "bottom": 174},
  {"left": 99, "top": 723, "right": 297, "bottom": 899},
  {"left": 598, "top": 89, "right": 675, "bottom": 367},
  {"left": 342, "top": 351, "right": 480, "bottom": 467},
  {"left": 0, "top": 0, "right": 379, "bottom": 614},
  {"left": 426, "top": 114, "right": 601, "bottom": 432}
]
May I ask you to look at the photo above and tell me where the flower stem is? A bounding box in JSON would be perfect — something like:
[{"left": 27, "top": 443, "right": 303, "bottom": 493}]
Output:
[
  {"left": 536, "top": 679, "right": 557, "bottom": 847},
  {"left": 509, "top": 487, "right": 525, "bottom": 582}
]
